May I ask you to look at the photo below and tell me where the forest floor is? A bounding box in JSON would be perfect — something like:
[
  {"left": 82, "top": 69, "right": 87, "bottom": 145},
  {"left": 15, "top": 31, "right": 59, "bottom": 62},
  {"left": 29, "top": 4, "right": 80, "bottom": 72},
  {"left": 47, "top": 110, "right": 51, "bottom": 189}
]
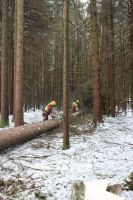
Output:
[{"left": 0, "top": 109, "right": 133, "bottom": 200}]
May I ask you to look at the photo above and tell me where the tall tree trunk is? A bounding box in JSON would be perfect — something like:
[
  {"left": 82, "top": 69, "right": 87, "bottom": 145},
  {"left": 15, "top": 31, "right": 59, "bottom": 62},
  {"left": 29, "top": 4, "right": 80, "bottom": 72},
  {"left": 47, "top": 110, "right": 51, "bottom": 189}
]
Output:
[
  {"left": 109, "top": 0, "right": 115, "bottom": 117},
  {"left": 63, "top": 0, "right": 70, "bottom": 149},
  {"left": 8, "top": 0, "right": 14, "bottom": 115},
  {"left": 0, "top": 0, "right": 9, "bottom": 127},
  {"left": 14, "top": 0, "right": 24, "bottom": 126},
  {"left": 90, "top": 0, "right": 102, "bottom": 124},
  {"left": 101, "top": 0, "right": 110, "bottom": 116},
  {"left": 13, "top": 0, "right": 17, "bottom": 122},
  {"left": 129, "top": 0, "right": 133, "bottom": 108}
]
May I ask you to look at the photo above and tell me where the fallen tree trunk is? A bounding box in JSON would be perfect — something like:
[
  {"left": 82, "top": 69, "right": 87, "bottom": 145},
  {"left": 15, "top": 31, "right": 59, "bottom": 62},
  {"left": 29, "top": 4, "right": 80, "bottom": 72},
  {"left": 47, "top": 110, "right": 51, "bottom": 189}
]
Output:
[
  {"left": 0, "top": 119, "right": 61, "bottom": 151},
  {"left": 0, "top": 111, "right": 82, "bottom": 152}
]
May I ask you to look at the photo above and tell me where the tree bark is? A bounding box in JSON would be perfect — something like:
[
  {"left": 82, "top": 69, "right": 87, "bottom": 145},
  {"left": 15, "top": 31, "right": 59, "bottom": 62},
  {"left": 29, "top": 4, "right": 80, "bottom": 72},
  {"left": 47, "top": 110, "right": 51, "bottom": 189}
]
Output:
[
  {"left": 8, "top": 0, "right": 15, "bottom": 115},
  {"left": 129, "top": 0, "right": 133, "bottom": 108},
  {"left": 63, "top": 0, "right": 70, "bottom": 149},
  {"left": 13, "top": 0, "right": 17, "bottom": 121},
  {"left": 0, "top": 0, "right": 9, "bottom": 127},
  {"left": 90, "top": 0, "right": 102, "bottom": 124},
  {"left": 101, "top": 0, "right": 111, "bottom": 116},
  {"left": 0, "top": 120, "right": 61, "bottom": 151},
  {"left": 14, "top": 0, "right": 24, "bottom": 126},
  {"left": 109, "top": 0, "right": 115, "bottom": 117}
]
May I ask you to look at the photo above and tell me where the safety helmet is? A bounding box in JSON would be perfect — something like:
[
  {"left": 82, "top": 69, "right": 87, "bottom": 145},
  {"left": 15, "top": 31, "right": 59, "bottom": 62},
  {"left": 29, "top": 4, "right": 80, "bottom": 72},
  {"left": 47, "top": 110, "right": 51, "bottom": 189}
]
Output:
[
  {"left": 72, "top": 101, "right": 76, "bottom": 106},
  {"left": 76, "top": 100, "right": 80, "bottom": 103},
  {"left": 50, "top": 100, "right": 56, "bottom": 106}
]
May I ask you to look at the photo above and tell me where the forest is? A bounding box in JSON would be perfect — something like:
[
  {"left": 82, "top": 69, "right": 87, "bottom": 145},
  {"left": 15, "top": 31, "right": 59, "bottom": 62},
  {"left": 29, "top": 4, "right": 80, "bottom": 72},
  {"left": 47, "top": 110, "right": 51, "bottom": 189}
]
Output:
[{"left": 0, "top": 0, "right": 133, "bottom": 199}]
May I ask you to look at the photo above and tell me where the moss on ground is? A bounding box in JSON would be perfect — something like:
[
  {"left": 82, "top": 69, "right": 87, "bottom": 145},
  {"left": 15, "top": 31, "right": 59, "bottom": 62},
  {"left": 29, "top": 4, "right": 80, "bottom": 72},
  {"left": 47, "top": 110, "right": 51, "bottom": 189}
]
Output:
[
  {"left": 123, "top": 172, "right": 133, "bottom": 191},
  {"left": 0, "top": 119, "right": 9, "bottom": 128}
]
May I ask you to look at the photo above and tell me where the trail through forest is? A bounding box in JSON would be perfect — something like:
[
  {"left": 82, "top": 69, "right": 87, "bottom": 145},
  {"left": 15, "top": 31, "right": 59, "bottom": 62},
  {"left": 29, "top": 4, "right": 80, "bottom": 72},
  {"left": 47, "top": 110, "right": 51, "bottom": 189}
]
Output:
[{"left": 0, "top": 109, "right": 133, "bottom": 200}]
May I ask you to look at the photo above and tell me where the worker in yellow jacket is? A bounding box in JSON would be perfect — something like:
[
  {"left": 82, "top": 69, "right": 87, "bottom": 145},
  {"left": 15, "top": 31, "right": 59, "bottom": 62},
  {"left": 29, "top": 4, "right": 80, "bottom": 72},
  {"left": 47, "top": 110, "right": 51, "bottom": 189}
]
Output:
[
  {"left": 42, "top": 100, "right": 56, "bottom": 120},
  {"left": 72, "top": 100, "right": 80, "bottom": 113}
]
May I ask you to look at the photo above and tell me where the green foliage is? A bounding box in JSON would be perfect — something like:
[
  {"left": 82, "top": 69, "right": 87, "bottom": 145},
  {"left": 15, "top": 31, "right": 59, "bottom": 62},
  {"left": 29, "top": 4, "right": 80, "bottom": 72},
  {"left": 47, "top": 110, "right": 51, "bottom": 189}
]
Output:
[
  {"left": 69, "top": 126, "right": 79, "bottom": 134},
  {"left": 122, "top": 172, "right": 133, "bottom": 191},
  {"left": 31, "top": 142, "right": 45, "bottom": 149},
  {"left": 0, "top": 179, "right": 4, "bottom": 186},
  {"left": 0, "top": 119, "right": 9, "bottom": 128},
  {"left": 35, "top": 191, "right": 47, "bottom": 199}
]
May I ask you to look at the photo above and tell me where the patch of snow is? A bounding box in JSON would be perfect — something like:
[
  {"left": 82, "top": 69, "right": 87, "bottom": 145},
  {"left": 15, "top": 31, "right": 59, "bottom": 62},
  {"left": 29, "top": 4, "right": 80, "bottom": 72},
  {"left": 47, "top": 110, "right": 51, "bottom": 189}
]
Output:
[{"left": 0, "top": 109, "right": 133, "bottom": 199}]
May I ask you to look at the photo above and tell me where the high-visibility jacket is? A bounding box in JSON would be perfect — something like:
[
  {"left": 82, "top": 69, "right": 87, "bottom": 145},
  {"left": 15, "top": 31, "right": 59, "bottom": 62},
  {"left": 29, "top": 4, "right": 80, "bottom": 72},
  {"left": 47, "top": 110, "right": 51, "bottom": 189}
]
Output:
[
  {"left": 44, "top": 104, "right": 52, "bottom": 114},
  {"left": 72, "top": 102, "right": 78, "bottom": 113},
  {"left": 76, "top": 100, "right": 80, "bottom": 109}
]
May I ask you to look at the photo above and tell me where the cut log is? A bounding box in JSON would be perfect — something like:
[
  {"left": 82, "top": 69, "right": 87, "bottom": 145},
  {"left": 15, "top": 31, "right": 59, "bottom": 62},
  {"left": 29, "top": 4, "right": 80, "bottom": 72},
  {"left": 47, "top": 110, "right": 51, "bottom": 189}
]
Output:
[
  {"left": 0, "top": 119, "right": 61, "bottom": 151},
  {"left": 106, "top": 184, "right": 123, "bottom": 195},
  {"left": 0, "top": 111, "right": 82, "bottom": 152},
  {"left": 70, "top": 180, "right": 124, "bottom": 200}
]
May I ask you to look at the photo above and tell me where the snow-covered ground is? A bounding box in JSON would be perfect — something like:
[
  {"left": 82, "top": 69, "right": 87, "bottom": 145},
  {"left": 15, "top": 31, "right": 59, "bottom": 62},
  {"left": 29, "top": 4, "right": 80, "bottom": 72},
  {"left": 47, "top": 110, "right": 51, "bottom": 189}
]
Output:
[{"left": 0, "top": 109, "right": 133, "bottom": 199}]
